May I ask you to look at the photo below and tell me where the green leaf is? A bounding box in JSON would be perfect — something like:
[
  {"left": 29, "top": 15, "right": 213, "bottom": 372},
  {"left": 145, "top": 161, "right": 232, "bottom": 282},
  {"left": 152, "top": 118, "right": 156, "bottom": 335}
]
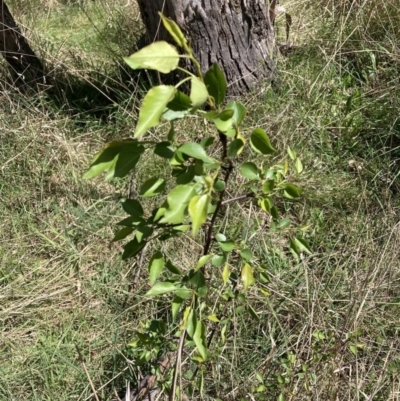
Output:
[
  {"left": 222, "top": 264, "right": 230, "bottom": 284},
  {"left": 159, "top": 13, "right": 188, "bottom": 48},
  {"left": 277, "top": 218, "right": 291, "bottom": 229},
  {"left": 241, "top": 263, "right": 254, "bottom": 292},
  {"left": 196, "top": 254, "right": 212, "bottom": 270},
  {"left": 204, "top": 109, "right": 234, "bottom": 133},
  {"left": 283, "top": 183, "right": 303, "bottom": 198},
  {"left": 135, "top": 226, "right": 153, "bottom": 242},
  {"left": 117, "top": 215, "right": 145, "bottom": 227},
  {"left": 290, "top": 237, "right": 312, "bottom": 256},
  {"left": 149, "top": 251, "right": 164, "bottom": 285},
  {"left": 160, "top": 184, "right": 197, "bottom": 224},
  {"left": 154, "top": 142, "right": 175, "bottom": 159},
  {"left": 262, "top": 180, "right": 275, "bottom": 194},
  {"left": 124, "top": 41, "right": 179, "bottom": 73},
  {"left": 166, "top": 260, "right": 183, "bottom": 275},
  {"left": 163, "top": 90, "right": 192, "bottom": 121},
  {"left": 215, "top": 233, "right": 226, "bottom": 242},
  {"left": 190, "top": 77, "right": 209, "bottom": 109},
  {"left": 240, "top": 248, "right": 253, "bottom": 261},
  {"left": 186, "top": 308, "right": 196, "bottom": 338},
  {"left": 259, "top": 197, "right": 273, "bottom": 213},
  {"left": 213, "top": 180, "right": 226, "bottom": 192},
  {"left": 83, "top": 141, "right": 144, "bottom": 181},
  {"left": 295, "top": 158, "right": 304, "bottom": 174},
  {"left": 188, "top": 194, "right": 210, "bottom": 236},
  {"left": 112, "top": 226, "right": 134, "bottom": 242},
  {"left": 145, "top": 282, "right": 177, "bottom": 296},
  {"left": 172, "top": 296, "right": 184, "bottom": 321},
  {"left": 135, "top": 85, "right": 176, "bottom": 138},
  {"left": 175, "top": 288, "right": 192, "bottom": 299},
  {"left": 204, "top": 63, "right": 227, "bottom": 106},
  {"left": 212, "top": 254, "right": 226, "bottom": 267},
  {"left": 190, "top": 271, "right": 206, "bottom": 289},
  {"left": 207, "top": 315, "right": 220, "bottom": 322},
  {"left": 178, "top": 142, "right": 216, "bottom": 164},
  {"left": 140, "top": 177, "right": 166, "bottom": 197},
  {"left": 218, "top": 240, "right": 235, "bottom": 252},
  {"left": 121, "top": 199, "right": 144, "bottom": 217},
  {"left": 240, "top": 162, "right": 259, "bottom": 180},
  {"left": 228, "top": 138, "right": 245, "bottom": 157},
  {"left": 287, "top": 146, "right": 296, "bottom": 160},
  {"left": 250, "top": 128, "right": 275, "bottom": 155},
  {"left": 122, "top": 238, "right": 146, "bottom": 260},
  {"left": 193, "top": 320, "right": 209, "bottom": 360},
  {"left": 226, "top": 101, "right": 246, "bottom": 125}
]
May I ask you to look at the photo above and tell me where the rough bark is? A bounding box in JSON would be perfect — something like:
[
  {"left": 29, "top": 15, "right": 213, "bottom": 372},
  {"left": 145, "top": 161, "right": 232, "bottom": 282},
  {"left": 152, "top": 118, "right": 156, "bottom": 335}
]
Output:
[
  {"left": 0, "top": 0, "right": 45, "bottom": 86},
  {"left": 137, "top": 0, "right": 276, "bottom": 96}
]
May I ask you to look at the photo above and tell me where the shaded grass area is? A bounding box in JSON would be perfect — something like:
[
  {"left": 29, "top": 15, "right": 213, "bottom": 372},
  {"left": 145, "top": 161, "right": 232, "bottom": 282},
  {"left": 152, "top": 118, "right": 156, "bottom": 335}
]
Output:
[{"left": 1, "top": 0, "right": 400, "bottom": 400}]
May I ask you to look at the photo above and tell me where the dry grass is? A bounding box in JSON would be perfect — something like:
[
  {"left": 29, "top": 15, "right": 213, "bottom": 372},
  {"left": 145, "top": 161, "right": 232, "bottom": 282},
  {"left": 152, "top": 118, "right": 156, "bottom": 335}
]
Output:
[{"left": 1, "top": 0, "right": 400, "bottom": 400}]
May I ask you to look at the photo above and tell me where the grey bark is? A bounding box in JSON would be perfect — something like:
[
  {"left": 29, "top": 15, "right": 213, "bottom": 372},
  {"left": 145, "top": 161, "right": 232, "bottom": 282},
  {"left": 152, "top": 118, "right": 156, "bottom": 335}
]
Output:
[
  {"left": 0, "top": 0, "right": 45, "bottom": 86},
  {"left": 137, "top": 0, "right": 276, "bottom": 96}
]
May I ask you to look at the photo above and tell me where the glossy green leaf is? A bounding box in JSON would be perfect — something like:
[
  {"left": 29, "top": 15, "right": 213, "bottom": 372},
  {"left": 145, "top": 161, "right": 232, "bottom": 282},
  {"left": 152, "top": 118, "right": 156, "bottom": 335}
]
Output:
[
  {"left": 112, "top": 226, "right": 134, "bottom": 242},
  {"left": 226, "top": 101, "right": 246, "bottom": 125},
  {"left": 241, "top": 263, "right": 254, "bottom": 292},
  {"left": 83, "top": 141, "right": 145, "bottom": 181},
  {"left": 189, "top": 194, "right": 210, "bottom": 236},
  {"left": 160, "top": 184, "right": 197, "bottom": 224},
  {"left": 154, "top": 142, "right": 175, "bottom": 159},
  {"left": 172, "top": 296, "right": 184, "bottom": 321},
  {"left": 193, "top": 320, "right": 209, "bottom": 360},
  {"left": 122, "top": 238, "right": 146, "bottom": 260},
  {"left": 204, "top": 63, "right": 227, "bottom": 106},
  {"left": 240, "top": 248, "right": 253, "bottom": 261},
  {"left": 178, "top": 142, "right": 216, "bottom": 164},
  {"left": 204, "top": 109, "right": 234, "bottom": 132},
  {"left": 124, "top": 41, "right": 179, "bottom": 73},
  {"left": 121, "top": 199, "right": 144, "bottom": 217},
  {"left": 250, "top": 128, "right": 275, "bottom": 155},
  {"left": 259, "top": 197, "right": 273, "bottom": 213},
  {"left": 190, "top": 77, "right": 209, "bottom": 109},
  {"left": 135, "top": 225, "right": 153, "bottom": 242},
  {"left": 228, "top": 138, "right": 245, "bottom": 157},
  {"left": 196, "top": 254, "right": 212, "bottom": 270},
  {"left": 262, "top": 180, "right": 275, "bottom": 194},
  {"left": 135, "top": 85, "right": 176, "bottom": 137},
  {"left": 207, "top": 315, "right": 219, "bottom": 322},
  {"left": 240, "top": 162, "right": 259, "bottom": 180},
  {"left": 175, "top": 288, "right": 192, "bottom": 299},
  {"left": 222, "top": 264, "right": 230, "bottom": 284},
  {"left": 145, "top": 282, "right": 177, "bottom": 296},
  {"left": 290, "top": 237, "right": 312, "bottom": 255},
  {"left": 295, "top": 158, "right": 304, "bottom": 174},
  {"left": 117, "top": 215, "right": 145, "bottom": 227},
  {"left": 212, "top": 254, "right": 226, "bottom": 267},
  {"left": 287, "top": 146, "right": 296, "bottom": 160},
  {"left": 166, "top": 260, "right": 182, "bottom": 275},
  {"left": 186, "top": 308, "right": 196, "bottom": 338},
  {"left": 159, "top": 13, "right": 188, "bottom": 48},
  {"left": 149, "top": 251, "right": 164, "bottom": 285},
  {"left": 284, "top": 183, "right": 303, "bottom": 198},
  {"left": 215, "top": 233, "right": 226, "bottom": 242},
  {"left": 163, "top": 90, "right": 192, "bottom": 121},
  {"left": 190, "top": 271, "right": 206, "bottom": 288},
  {"left": 218, "top": 240, "right": 235, "bottom": 252},
  {"left": 277, "top": 218, "right": 291, "bottom": 229},
  {"left": 140, "top": 177, "right": 166, "bottom": 197}
]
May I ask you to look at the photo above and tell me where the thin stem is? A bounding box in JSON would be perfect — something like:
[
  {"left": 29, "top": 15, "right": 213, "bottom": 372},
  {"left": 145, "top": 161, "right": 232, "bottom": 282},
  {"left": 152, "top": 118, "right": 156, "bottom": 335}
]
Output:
[
  {"left": 203, "top": 133, "right": 231, "bottom": 256},
  {"left": 169, "top": 330, "right": 187, "bottom": 401},
  {"left": 221, "top": 193, "right": 254, "bottom": 205}
]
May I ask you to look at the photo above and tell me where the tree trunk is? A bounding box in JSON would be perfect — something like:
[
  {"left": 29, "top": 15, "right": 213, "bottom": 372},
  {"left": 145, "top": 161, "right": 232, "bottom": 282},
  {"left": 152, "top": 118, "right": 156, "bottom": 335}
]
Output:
[
  {"left": 0, "top": 0, "right": 45, "bottom": 86},
  {"left": 137, "top": 0, "right": 276, "bottom": 96}
]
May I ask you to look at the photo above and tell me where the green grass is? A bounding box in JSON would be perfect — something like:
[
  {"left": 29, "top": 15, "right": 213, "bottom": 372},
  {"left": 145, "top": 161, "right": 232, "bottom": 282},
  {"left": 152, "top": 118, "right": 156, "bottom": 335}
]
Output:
[{"left": 1, "top": 0, "right": 400, "bottom": 400}]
